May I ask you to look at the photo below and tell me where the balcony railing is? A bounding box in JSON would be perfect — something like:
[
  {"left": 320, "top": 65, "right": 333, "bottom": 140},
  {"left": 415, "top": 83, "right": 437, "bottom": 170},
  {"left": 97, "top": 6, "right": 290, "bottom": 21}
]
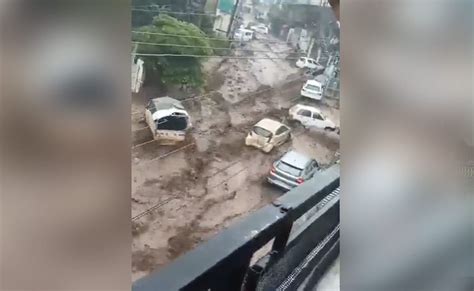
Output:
[{"left": 133, "top": 165, "right": 340, "bottom": 291}]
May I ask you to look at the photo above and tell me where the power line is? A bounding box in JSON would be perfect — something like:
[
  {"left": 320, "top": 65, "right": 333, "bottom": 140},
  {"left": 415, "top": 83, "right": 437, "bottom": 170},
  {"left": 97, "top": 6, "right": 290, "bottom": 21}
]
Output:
[
  {"left": 149, "top": 142, "right": 195, "bottom": 161},
  {"left": 132, "top": 41, "right": 292, "bottom": 54},
  {"left": 134, "top": 53, "right": 301, "bottom": 60},
  {"left": 130, "top": 83, "right": 315, "bottom": 221},
  {"left": 132, "top": 76, "right": 307, "bottom": 151},
  {"left": 132, "top": 31, "right": 300, "bottom": 44},
  {"left": 131, "top": 75, "right": 307, "bottom": 118},
  {"left": 138, "top": 74, "right": 304, "bottom": 107},
  {"left": 132, "top": 8, "right": 217, "bottom": 17},
  {"left": 132, "top": 139, "right": 157, "bottom": 149},
  {"left": 132, "top": 196, "right": 176, "bottom": 221},
  {"left": 131, "top": 118, "right": 170, "bottom": 134},
  {"left": 132, "top": 158, "right": 246, "bottom": 221},
  {"left": 131, "top": 129, "right": 309, "bottom": 221},
  {"left": 133, "top": 41, "right": 227, "bottom": 50},
  {"left": 132, "top": 31, "right": 235, "bottom": 41}
]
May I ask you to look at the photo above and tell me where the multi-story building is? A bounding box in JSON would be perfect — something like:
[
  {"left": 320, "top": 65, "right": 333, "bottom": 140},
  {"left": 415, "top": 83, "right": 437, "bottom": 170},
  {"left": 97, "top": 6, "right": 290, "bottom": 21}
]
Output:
[
  {"left": 212, "top": 0, "right": 239, "bottom": 36},
  {"left": 280, "top": 0, "right": 330, "bottom": 6}
]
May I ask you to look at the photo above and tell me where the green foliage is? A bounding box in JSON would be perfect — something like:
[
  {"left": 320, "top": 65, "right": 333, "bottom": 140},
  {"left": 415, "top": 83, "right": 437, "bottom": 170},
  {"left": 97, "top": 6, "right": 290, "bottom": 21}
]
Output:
[
  {"left": 132, "top": 0, "right": 206, "bottom": 30},
  {"left": 133, "top": 15, "right": 213, "bottom": 87},
  {"left": 269, "top": 4, "right": 322, "bottom": 33},
  {"left": 209, "top": 37, "right": 231, "bottom": 56},
  {"left": 199, "top": 15, "right": 215, "bottom": 35},
  {"left": 132, "top": 0, "right": 186, "bottom": 28}
]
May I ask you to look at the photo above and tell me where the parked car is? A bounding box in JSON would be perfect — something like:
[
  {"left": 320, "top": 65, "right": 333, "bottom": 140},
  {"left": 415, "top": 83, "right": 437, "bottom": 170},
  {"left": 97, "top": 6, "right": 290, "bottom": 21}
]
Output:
[
  {"left": 267, "top": 150, "right": 319, "bottom": 190},
  {"left": 289, "top": 104, "right": 337, "bottom": 131},
  {"left": 300, "top": 79, "right": 323, "bottom": 100},
  {"left": 245, "top": 118, "right": 291, "bottom": 153},
  {"left": 145, "top": 97, "right": 191, "bottom": 144},
  {"left": 295, "top": 57, "right": 324, "bottom": 70},
  {"left": 234, "top": 28, "right": 254, "bottom": 42},
  {"left": 250, "top": 24, "right": 269, "bottom": 34}
]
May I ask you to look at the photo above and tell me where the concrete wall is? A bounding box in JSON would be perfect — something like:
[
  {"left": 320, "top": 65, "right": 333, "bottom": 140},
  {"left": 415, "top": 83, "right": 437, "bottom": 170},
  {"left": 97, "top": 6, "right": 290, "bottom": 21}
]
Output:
[{"left": 213, "top": 12, "right": 232, "bottom": 36}]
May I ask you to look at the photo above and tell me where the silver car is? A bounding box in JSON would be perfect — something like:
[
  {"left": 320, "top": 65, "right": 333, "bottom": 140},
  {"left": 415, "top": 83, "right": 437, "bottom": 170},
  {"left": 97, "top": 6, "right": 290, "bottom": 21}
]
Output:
[{"left": 267, "top": 150, "right": 319, "bottom": 190}]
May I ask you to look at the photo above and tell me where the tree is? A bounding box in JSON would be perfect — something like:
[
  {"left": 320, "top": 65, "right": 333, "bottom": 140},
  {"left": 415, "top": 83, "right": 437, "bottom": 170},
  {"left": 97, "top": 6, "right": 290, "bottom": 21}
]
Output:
[
  {"left": 133, "top": 15, "right": 213, "bottom": 87},
  {"left": 132, "top": 0, "right": 199, "bottom": 28}
]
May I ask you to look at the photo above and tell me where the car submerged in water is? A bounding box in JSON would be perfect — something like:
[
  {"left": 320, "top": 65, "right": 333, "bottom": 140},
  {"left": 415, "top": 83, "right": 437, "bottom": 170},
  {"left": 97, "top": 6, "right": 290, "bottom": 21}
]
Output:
[
  {"left": 267, "top": 150, "right": 320, "bottom": 190},
  {"left": 145, "top": 97, "right": 192, "bottom": 145},
  {"left": 289, "top": 104, "right": 338, "bottom": 132},
  {"left": 300, "top": 79, "right": 324, "bottom": 100},
  {"left": 245, "top": 118, "right": 291, "bottom": 153}
]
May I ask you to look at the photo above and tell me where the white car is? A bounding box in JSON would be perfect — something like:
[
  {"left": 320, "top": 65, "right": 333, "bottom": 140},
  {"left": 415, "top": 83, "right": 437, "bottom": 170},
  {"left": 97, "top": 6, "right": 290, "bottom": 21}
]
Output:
[
  {"left": 250, "top": 24, "right": 269, "bottom": 34},
  {"left": 234, "top": 28, "right": 254, "bottom": 42},
  {"left": 300, "top": 80, "right": 323, "bottom": 100},
  {"left": 289, "top": 104, "right": 337, "bottom": 131},
  {"left": 295, "top": 57, "right": 324, "bottom": 70},
  {"left": 245, "top": 118, "right": 291, "bottom": 153},
  {"left": 145, "top": 97, "right": 192, "bottom": 144}
]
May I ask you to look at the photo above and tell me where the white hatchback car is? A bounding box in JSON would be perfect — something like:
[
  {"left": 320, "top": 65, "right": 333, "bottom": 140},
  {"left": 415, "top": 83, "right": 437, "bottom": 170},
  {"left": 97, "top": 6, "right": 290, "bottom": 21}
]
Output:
[
  {"left": 289, "top": 104, "right": 337, "bottom": 131},
  {"left": 245, "top": 118, "right": 291, "bottom": 153},
  {"left": 250, "top": 24, "right": 269, "bottom": 34},
  {"left": 300, "top": 80, "right": 323, "bottom": 100},
  {"left": 145, "top": 97, "right": 192, "bottom": 144},
  {"left": 295, "top": 57, "right": 324, "bottom": 70}
]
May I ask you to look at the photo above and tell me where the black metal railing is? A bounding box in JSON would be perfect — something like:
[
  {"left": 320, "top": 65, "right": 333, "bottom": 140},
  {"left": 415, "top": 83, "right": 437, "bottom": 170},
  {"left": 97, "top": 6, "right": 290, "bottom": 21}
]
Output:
[{"left": 133, "top": 165, "right": 340, "bottom": 291}]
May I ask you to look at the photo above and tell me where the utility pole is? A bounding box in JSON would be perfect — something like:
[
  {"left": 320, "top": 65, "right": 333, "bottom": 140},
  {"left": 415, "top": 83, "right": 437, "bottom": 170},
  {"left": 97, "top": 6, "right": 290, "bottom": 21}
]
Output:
[
  {"left": 132, "top": 43, "right": 138, "bottom": 64},
  {"left": 227, "top": 0, "right": 241, "bottom": 37},
  {"left": 307, "top": 37, "right": 315, "bottom": 58}
]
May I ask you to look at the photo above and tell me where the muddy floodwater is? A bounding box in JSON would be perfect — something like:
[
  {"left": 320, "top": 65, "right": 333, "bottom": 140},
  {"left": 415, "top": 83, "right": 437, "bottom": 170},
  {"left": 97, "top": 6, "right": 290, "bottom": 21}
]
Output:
[{"left": 131, "top": 34, "right": 340, "bottom": 281}]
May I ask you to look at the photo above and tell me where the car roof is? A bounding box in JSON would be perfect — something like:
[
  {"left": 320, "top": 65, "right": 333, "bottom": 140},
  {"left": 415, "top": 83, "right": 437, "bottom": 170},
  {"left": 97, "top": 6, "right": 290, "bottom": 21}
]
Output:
[
  {"left": 239, "top": 28, "right": 253, "bottom": 33},
  {"left": 291, "top": 104, "right": 322, "bottom": 114},
  {"left": 305, "top": 79, "right": 322, "bottom": 86},
  {"left": 149, "top": 97, "right": 189, "bottom": 120},
  {"left": 280, "top": 150, "right": 312, "bottom": 169},
  {"left": 255, "top": 118, "right": 285, "bottom": 133},
  {"left": 151, "top": 96, "right": 185, "bottom": 110}
]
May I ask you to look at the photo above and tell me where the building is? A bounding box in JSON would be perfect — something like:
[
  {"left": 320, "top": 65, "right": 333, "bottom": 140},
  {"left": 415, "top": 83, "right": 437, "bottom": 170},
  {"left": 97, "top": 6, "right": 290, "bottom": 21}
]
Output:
[
  {"left": 212, "top": 0, "right": 239, "bottom": 36},
  {"left": 280, "top": 0, "right": 330, "bottom": 6},
  {"left": 131, "top": 58, "right": 145, "bottom": 94}
]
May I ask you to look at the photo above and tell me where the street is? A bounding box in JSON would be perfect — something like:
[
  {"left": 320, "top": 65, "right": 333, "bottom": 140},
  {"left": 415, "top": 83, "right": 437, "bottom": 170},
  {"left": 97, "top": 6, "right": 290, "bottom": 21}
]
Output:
[{"left": 131, "top": 31, "right": 340, "bottom": 281}]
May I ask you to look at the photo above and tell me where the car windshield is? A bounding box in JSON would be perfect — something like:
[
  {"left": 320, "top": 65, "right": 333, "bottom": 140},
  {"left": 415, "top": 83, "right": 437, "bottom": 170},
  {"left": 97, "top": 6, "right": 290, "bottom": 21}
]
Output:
[
  {"left": 277, "top": 161, "right": 303, "bottom": 177},
  {"left": 305, "top": 84, "right": 321, "bottom": 92},
  {"left": 157, "top": 115, "right": 188, "bottom": 131},
  {"left": 253, "top": 126, "right": 272, "bottom": 138}
]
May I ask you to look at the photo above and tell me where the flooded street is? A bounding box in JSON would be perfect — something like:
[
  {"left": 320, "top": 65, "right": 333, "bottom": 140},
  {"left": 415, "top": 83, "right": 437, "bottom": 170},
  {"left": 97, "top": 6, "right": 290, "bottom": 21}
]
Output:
[{"left": 131, "top": 32, "right": 340, "bottom": 281}]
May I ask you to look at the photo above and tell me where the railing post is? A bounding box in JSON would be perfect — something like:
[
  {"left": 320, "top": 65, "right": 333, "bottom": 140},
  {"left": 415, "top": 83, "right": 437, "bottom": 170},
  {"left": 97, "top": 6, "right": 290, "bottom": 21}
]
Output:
[
  {"left": 227, "top": 256, "right": 252, "bottom": 291},
  {"left": 266, "top": 215, "right": 293, "bottom": 268},
  {"left": 243, "top": 265, "right": 264, "bottom": 291},
  {"left": 271, "top": 207, "right": 293, "bottom": 256}
]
